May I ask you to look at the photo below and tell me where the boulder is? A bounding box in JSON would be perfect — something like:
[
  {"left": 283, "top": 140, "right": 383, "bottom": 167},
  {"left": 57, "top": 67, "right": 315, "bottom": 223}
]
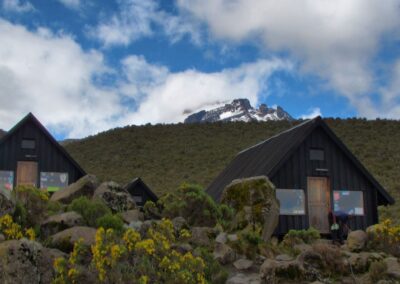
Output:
[
  {"left": 347, "top": 230, "right": 368, "bottom": 252},
  {"left": 40, "top": 211, "right": 84, "bottom": 237},
  {"left": 50, "top": 174, "right": 99, "bottom": 203},
  {"left": 226, "top": 273, "right": 261, "bottom": 284},
  {"left": 190, "top": 226, "right": 213, "bottom": 247},
  {"left": 233, "top": 258, "right": 254, "bottom": 270},
  {"left": 171, "top": 243, "right": 193, "bottom": 254},
  {"left": 0, "top": 234, "right": 5, "bottom": 242},
  {"left": 0, "top": 190, "right": 15, "bottom": 216},
  {"left": 50, "top": 226, "right": 96, "bottom": 252},
  {"left": 0, "top": 238, "right": 66, "bottom": 284},
  {"left": 215, "top": 232, "right": 228, "bottom": 244},
  {"left": 126, "top": 220, "right": 143, "bottom": 232},
  {"left": 92, "top": 181, "right": 136, "bottom": 212},
  {"left": 275, "top": 254, "right": 294, "bottom": 261},
  {"left": 346, "top": 252, "right": 383, "bottom": 273},
  {"left": 221, "top": 176, "right": 279, "bottom": 241},
  {"left": 172, "top": 216, "right": 188, "bottom": 232},
  {"left": 228, "top": 233, "right": 239, "bottom": 242},
  {"left": 260, "top": 258, "right": 304, "bottom": 284},
  {"left": 120, "top": 209, "right": 144, "bottom": 224},
  {"left": 384, "top": 257, "right": 400, "bottom": 280},
  {"left": 213, "top": 242, "right": 236, "bottom": 265}
]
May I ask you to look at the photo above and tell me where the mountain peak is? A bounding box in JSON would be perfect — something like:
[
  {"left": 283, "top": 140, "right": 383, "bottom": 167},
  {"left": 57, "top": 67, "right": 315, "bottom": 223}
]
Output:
[{"left": 184, "top": 98, "right": 293, "bottom": 123}]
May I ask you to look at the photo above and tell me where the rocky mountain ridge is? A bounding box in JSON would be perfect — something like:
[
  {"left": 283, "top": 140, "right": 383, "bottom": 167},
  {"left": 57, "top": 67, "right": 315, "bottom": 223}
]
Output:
[{"left": 184, "top": 98, "right": 293, "bottom": 123}]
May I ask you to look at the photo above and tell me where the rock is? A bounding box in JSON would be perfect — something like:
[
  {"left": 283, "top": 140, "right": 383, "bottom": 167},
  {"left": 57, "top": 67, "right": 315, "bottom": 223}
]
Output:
[
  {"left": 40, "top": 211, "right": 84, "bottom": 237},
  {"left": 228, "top": 233, "right": 239, "bottom": 242},
  {"left": 347, "top": 230, "right": 368, "bottom": 252},
  {"left": 384, "top": 257, "right": 400, "bottom": 280},
  {"left": 50, "top": 174, "right": 99, "bottom": 203},
  {"left": 92, "top": 181, "right": 136, "bottom": 212},
  {"left": 172, "top": 243, "right": 193, "bottom": 254},
  {"left": 120, "top": 209, "right": 144, "bottom": 224},
  {"left": 275, "top": 254, "right": 294, "bottom": 261},
  {"left": 213, "top": 243, "right": 236, "bottom": 265},
  {"left": 215, "top": 232, "right": 227, "bottom": 244},
  {"left": 346, "top": 251, "right": 383, "bottom": 273},
  {"left": 226, "top": 273, "right": 261, "bottom": 284},
  {"left": 297, "top": 249, "right": 324, "bottom": 276},
  {"left": 126, "top": 220, "right": 143, "bottom": 232},
  {"left": 50, "top": 226, "right": 96, "bottom": 252},
  {"left": 172, "top": 216, "right": 188, "bottom": 232},
  {"left": 293, "top": 243, "right": 312, "bottom": 253},
  {"left": 0, "top": 239, "right": 67, "bottom": 284},
  {"left": 260, "top": 258, "right": 304, "bottom": 283},
  {"left": 221, "top": 176, "right": 279, "bottom": 242},
  {"left": 0, "top": 190, "right": 15, "bottom": 216},
  {"left": 0, "top": 233, "right": 5, "bottom": 242},
  {"left": 233, "top": 258, "right": 253, "bottom": 270},
  {"left": 190, "top": 226, "right": 213, "bottom": 246}
]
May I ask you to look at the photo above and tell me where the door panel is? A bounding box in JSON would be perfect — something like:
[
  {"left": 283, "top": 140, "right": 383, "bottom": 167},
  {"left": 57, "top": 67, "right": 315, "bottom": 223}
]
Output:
[
  {"left": 16, "top": 161, "right": 38, "bottom": 187},
  {"left": 307, "top": 177, "right": 330, "bottom": 233}
]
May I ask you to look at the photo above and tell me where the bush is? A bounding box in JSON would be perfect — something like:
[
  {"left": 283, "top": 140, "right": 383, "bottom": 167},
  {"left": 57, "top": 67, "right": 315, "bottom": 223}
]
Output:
[
  {"left": 13, "top": 202, "right": 27, "bottom": 227},
  {"left": 143, "top": 201, "right": 161, "bottom": 219},
  {"left": 67, "top": 196, "right": 111, "bottom": 227},
  {"left": 369, "top": 261, "right": 388, "bottom": 283},
  {"left": 46, "top": 201, "right": 64, "bottom": 216},
  {"left": 230, "top": 226, "right": 264, "bottom": 259},
  {"left": 96, "top": 213, "right": 124, "bottom": 233},
  {"left": 158, "top": 183, "right": 221, "bottom": 226},
  {"left": 367, "top": 219, "right": 400, "bottom": 256},
  {"left": 14, "top": 185, "right": 49, "bottom": 227},
  {"left": 282, "top": 227, "right": 320, "bottom": 247},
  {"left": 193, "top": 247, "right": 228, "bottom": 284}
]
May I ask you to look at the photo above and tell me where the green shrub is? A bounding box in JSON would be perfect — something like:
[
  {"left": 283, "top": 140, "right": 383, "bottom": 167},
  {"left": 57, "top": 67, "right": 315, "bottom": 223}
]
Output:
[
  {"left": 46, "top": 201, "right": 64, "bottom": 216},
  {"left": 282, "top": 227, "right": 320, "bottom": 247},
  {"left": 193, "top": 247, "right": 228, "bottom": 284},
  {"left": 96, "top": 213, "right": 124, "bottom": 233},
  {"left": 13, "top": 202, "right": 27, "bottom": 227},
  {"left": 67, "top": 196, "right": 111, "bottom": 227},
  {"left": 369, "top": 261, "right": 388, "bottom": 282},
  {"left": 143, "top": 200, "right": 161, "bottom": 219},
  {"left": 158, "top": 183, "right": 221, "bottom": 226},
  {"left": 230, "top": 226, "right": 264, "bottom": 259}
]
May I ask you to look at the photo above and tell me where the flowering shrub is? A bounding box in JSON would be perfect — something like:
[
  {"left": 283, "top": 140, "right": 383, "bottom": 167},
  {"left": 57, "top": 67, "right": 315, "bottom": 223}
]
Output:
[
  {"left": 14, "top": 185, "right": 49, "bottom": 227},
  {"left": 368, "top": 219, "right": 400, "bottom": 256},
  {"left": 0, "top": 214, "right": 35, "bottom": 240}
]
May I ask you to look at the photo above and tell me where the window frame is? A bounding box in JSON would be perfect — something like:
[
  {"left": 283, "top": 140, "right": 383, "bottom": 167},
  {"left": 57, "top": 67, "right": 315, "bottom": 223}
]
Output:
[
  {"left": 276, "top": 188, "right": 306, "bottom": 216},
  {"left": 21, "top": 139, "right": 36, "bottom": 150},
  {"left": 333, "top": 190, "right": 365, "bottom": 216},
  {"left": 309, "top": 148, "right": 325, "bottom": 161}
]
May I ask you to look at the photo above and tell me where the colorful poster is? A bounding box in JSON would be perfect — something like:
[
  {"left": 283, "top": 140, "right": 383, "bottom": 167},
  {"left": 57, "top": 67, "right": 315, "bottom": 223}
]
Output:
[
  {"left": 0, "top": 171, "right": 14, "bottom": 198},
  {"left": 40, "top": 172, "right": 68, "bottom": 192}
]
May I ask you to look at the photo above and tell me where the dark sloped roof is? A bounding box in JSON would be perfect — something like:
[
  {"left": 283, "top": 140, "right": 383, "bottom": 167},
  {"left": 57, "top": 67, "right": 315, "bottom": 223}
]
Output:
[
  {"left": 206, "top": 116, "right": 394, "bottom": 205},
  {"left": 0, "top": 129, "right": 6, "bottom": 139},
  {"left": 124, "top": 177, "right": 158, "bottom": 201},
  {"left": 0, "top": 113, "right": 86, "bottom": 176}
]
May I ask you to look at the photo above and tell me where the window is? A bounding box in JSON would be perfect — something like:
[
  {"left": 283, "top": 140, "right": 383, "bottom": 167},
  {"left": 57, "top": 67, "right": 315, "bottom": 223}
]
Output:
[
  {"left": 0, "top": 171, "right": 14, "bottom": 197},
  {"left": 333, "top": 190, "right": 364, "bottom": 215},
  {"left": 310, "top": 149, "right": 324, "bottom": 161},
  {"left": 132, "top": 195, "right": 143, "bottom": 204},
  {"left": 276, "top": 189, "right": 305, "bottom": 215},
  {"left": 40, "top": 172, "right": 68, "bottom": 192},
  {"left": 21, "top": 139, "right": 35, "bottom": 149}
]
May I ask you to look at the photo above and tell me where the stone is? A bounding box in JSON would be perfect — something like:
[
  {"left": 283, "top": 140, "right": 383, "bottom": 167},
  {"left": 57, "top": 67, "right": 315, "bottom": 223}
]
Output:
[
  {"left": 346, "top": 252, "right": 383, "bottom": 273},
  {"left": 347, "top": 230, "right": 368, "bottom": 252},
  {"left": 226, "top": 273, "right": 261, "bottom": 284},
  {"left": 221, "top": 176, "right": 279, "bottom": 242},
  {"left": 0, "top": 190, "right": 15, "bottom": 216},
  {"left": 0, "top": 233, "right": 5, "bottom": 242},
  {"left": 0, "top": 239, "right": 67, "bottom": 284},
  {"left": 50, "top": 174, "right": 100, "bottom": 203},
  {"left": 120, "top": 209, "right": 144, "bottom": 224},
  {"left": 215, "top": 232, "right": 227, "bottom": 244},
  {"left": 190, "top": 226, "right": 213, "bottom": 246},
  {"left": 126, "top": 220, "right": 143, "bottom": 232},
  {"left": 172, "top": 216, "right": 188, "bottom": 232},
  {"left": 233, "top": 258, "right": 253, "bottom": 270},
  {"left": 293, "top": 243, "right": 312, "bottom": 253},
  {"left": 275, "top": 254, "right": 294, "bottom": 261},
  {"left": 50, "top": 226, "right": 97, "bottom": 252},
  {"left": 384, "top": 257, "right": 400, "bottom": 280},
  {"left": 92, "top": 181, "right": 136, "bottom": 212},
  {"left": 227, "top": 233, "right": 239, "bottom": 242},
  {"left": 260, "top": 258, "right": 304, "bottom": 284},
  {"left": 171, "top": 243, "right": 193, "bottom": 254},
  {"left": 213, "top": 242, "right": 236, "bottom": 265},
  {"left": 40, "top": 211, "right": 84, "bottom": 237}
]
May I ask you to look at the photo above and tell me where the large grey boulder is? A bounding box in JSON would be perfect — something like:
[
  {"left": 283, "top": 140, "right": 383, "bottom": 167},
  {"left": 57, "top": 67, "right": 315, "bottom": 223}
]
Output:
[
  {"left": 190, "top": 226, "right": 213, "bottom": 247},
  {"left": 347, "top": 230, "right": 368, "bottom": 252},
  {"left": 260, "top": 258, "right": 304, "bottom": 284},
  {"left": 120, "top": 209, "right": 144, "bottom": 224},
  {"left": 0, "top": 190, "right": 15, "bottom": 217},
  {"left": 384, "top": 257, "right": 400, "bottom": 280},
  {"left": 233, "top": 258, "right": 253, "bottom": 270},
  {"left": 92, "top": 181, "right": 136, "bottom": 212},
  {"left": 0, "top": 238, "right": 66, "bottom": 284},
  {"left": 49, "top": 226, "right": 97, "bottom": 252},
  {"left": 40, "top": 211, "right": 84, "bottom": 237},
  {"left": 213, "top": 242, "right": 236, "bottom": 265},
  {"left": 221, "top": 176, "right": 279, "bottom": 241},
  {"left": 50, "top": 174, "right": 99, "bottom": 204}
]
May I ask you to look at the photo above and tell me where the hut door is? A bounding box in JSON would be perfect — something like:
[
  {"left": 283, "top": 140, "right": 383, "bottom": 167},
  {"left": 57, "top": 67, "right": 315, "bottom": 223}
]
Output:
[
  {"left": 16, "top": 161, "right": 38, "bottom": 187},
  {"left": 307, "top": 177, "right": 330, "bottom": 233}
]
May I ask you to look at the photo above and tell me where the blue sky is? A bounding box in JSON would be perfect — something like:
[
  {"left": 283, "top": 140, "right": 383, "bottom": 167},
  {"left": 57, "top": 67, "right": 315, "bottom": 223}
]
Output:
[{"left": 1, "top": 0, "right": 400, "bottom": 139}]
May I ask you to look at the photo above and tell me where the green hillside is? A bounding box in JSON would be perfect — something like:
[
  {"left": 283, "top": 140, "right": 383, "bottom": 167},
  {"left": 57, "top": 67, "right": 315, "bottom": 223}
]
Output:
[{"left": 64, "top": 118, "right": 400, "bottom": 219}]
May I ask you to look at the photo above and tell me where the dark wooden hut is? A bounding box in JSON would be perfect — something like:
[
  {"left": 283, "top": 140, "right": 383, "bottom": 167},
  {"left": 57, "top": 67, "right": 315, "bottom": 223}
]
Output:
[
  {"left": 124, "top": 177, "right": 158, "bottom": 207},
  {"left": 207, "top": 116, "right": 394, "bottom": 235},
  {"left": 0, "top": 113, "right": 86, "bottom": 193}
]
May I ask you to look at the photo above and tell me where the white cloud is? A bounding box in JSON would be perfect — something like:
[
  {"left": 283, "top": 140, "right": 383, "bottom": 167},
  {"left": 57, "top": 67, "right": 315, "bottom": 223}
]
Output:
[
  {"left": 57, "top": 0, "right": 80, "bottom": 9},
  {"left": 177, "top": 0, "right": 400, "bottom": 118},
  {"left": 300, "top": 107, "right": 322, "bottom": 119},
  {"left": 92, "top": 0, "right": 201, "bottom": 46},
  {"left": 2, "top": 0, "right": 34, "bottom": 13},
  {"left": 0, "top": 19, "right": 123, "bottom": 138},
  {"left": 119, "top": 56, "right": 293, "bottom": 124}
]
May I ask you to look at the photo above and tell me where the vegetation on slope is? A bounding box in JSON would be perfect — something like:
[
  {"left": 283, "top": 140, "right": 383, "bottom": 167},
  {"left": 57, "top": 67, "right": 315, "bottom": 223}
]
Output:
[{"left": 64, "top": 119, "right": 400, "bottom": 220}]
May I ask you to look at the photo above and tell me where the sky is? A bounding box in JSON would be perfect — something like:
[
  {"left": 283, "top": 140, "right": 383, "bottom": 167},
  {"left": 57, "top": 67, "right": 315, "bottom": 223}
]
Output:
[{"left": 0, "top": 0, "right": 400, "bottom": 139}]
